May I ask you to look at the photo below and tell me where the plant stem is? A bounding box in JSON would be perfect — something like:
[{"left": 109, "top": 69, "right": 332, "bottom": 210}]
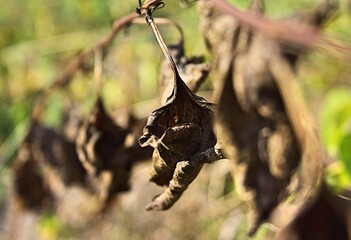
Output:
[
  {"left": 145, "top": 14, "right": 179, "bottom": 77},
  {"left": 132, "top": 17, "right": 184, "bottom": 44},
  {"left": 31, "top": 12, "right": 139, "bottom": 122},
  {"left": 94, "top": 47, "right": 103, "bottom": 96}
]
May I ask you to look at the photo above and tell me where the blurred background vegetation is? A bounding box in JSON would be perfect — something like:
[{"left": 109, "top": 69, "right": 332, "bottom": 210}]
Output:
[{"left": 0, "top": 0, "right": 351, "bottom": 239}]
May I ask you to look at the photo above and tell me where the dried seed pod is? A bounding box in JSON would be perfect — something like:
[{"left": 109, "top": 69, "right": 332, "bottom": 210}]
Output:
[
  {"left": 76, "top": 98, "right": 129, "bottom": 174},
  {"left": 138, "top": 4, "right": 222, "bottom": 211},
  {"left": 12, "top": 122, "right": 86, "bottom": 209},
  {"left": 139, "top": 70, "right": 219, "bottom": 210},
  {"left": 76, "top": 97, "right": 142, "bottom": 200},
  {"left": 27, "top": 123, "right": 86, "bottom": 185},
  {"left": 12, "top": 147, "right": 53, "bottom": 209}
]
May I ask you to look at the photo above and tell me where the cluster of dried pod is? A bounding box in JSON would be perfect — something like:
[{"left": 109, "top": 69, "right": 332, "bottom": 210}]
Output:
[
  {"left": 13, "top": 100, "right": 151, "bottom": 217},
  {"left": 12, "top": 3, "right": 219, "bottom": 223},
  {"left": 10, "top": 0, "right": 351, "bottom": 238}
]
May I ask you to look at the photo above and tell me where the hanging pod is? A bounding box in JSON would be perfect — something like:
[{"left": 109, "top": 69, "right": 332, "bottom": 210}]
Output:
[
  {"left": 12, "top": 107, "right": 86, "bottom": 210},
  {"left": 139, "top": 6, "right": 222, "bottom": 211},
  {"left": 75, "top": 47, "right": 152, "bottom": 202},
  {"left": 76, "top": 96, "right": 132, "bottom": 199}
]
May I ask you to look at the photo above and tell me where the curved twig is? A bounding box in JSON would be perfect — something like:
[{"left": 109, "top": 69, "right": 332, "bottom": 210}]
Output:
[
  {"left": 209, "top": 0, "right": 319, "bottom": 48},
  {"left": 209, "top": 0, "right": 351, "bottom": 58},
  {"left": 31, "top": 6, "right": 187, "bottom": 123},
  {"left": 31, "top": 12, "right": 139, "bottom": 122}
]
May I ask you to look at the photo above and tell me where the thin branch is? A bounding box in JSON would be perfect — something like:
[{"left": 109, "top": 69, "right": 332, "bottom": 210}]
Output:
[
  {"left": 135, "top": 0, "right": 182, "bottom": 78},
  {"left": 94, "top": 47, "right": 103, "bottom": 96},
  {"left": 209, "top": 0, "right": 318, "bottom": 48},
  {"left": 145, "top": 13, "right": 180, "bottom": 77},
  {"left": 132, "top": 17, "right": 184, "bottom": 44},
  {"left": 209, "top": 0, "right": 351, "bottom": 59},
  {"left": 31, "top": 12, "right": 139, "bottom": 122},
  {"left": 30, "top": 6, "right": 187, "bottom": 122}
]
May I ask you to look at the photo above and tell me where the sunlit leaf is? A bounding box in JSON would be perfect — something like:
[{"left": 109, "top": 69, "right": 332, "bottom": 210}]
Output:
[
  {"left": 340, "top": 134, "right": 351, "bottom": 178},
  {"left": 320, "top": 88, "right": 351, "bottom": 155}
]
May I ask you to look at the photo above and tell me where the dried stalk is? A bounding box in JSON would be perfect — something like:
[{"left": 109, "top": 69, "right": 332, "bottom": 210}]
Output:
[
  {"left": 30, "top": 9, "right": 187, "bottom": 123},
  {"left": 132, "top": 17, "right": 184, "bottom": 44},
  {"left": 209, "top": 0, "right": 351, "bottom": 59},
  {"left": 31, "top": 12, "right": 139, "bottom": 122},
  {"left": 144, "top": 13, "right": 180, "bottom": 78},
  {"left": 94, "top": 47, "right": 103, "bottom": 96}
]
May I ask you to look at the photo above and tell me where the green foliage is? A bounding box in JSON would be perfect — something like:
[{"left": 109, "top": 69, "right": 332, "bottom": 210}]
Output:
[
  {"left": 38, "top": 212, "right": 72, "bottom": 240},
  {"left": 321, "top": 88, "right": 351, "bottom": 189}
]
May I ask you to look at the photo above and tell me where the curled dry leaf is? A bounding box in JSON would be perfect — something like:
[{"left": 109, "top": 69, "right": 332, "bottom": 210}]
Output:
[
  {"left": 76, "top": 97, "right": 132, "bottom": 199},
  {"left": 139, "top": 69, "right": 221, "bottom": 210},
  {"left": 198, "top": 0, "right": 298, "bottom": 233},
  {"left": 12, "top": 122, "right": 86, "bottom": 209},
  {"left": 76, "top": 98, "right": 129, "bottom": 174},
  {"left": 76, "top": 97, "right": 152, "bottom": 202},
  {"left": 198, "top": 0, "right": 335, "bottom": 235},
  {"left": 12, "top": 149, "right": 53, "bottom": 209}
]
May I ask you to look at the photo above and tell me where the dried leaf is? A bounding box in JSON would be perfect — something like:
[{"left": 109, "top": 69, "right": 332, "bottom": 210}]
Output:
[
  {"left": 27, "top": 122, "right": 86, "bottom": 185},
  {"left": 275, "top": 187, "right": 351, "bottom": 240},
  {"left": 12, "top": 148, "right": 53, "bottom": 209},
  {"left": 198, "top": 0, "right": 334, "bottom": 235},
  {"left": 76, "top": 98, "right": 129, "bottom": 174},
  {"left": 139, "top": 68, "right": 219, "bottom": 210},
  {"left": 12, "top": 122, "right": 86, "bottom": 209},
  {"left": 76, "top": 97, "right": 152, "bottom": 200}
]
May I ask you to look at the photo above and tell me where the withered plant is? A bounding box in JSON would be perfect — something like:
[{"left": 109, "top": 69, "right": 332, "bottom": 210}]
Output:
[
  {"left": 138, "top": 0, "right": 223, "bottom": 210},
  {"left": 8, "top": 0, "right": 351, "bottom": 239}
]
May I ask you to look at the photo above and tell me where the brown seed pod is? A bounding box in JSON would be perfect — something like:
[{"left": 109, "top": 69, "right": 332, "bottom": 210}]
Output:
[
  {"left": 76, "top": 98, "right": 130, "bottom": 198},
  {"left": 76, "top": 97, "right": 133, "bottom": 198},
  {"left": 76, "top": 98, "right": 129, "bottom": 173},
  {"left": 27, "top": 123, "right": 86, "bottom": 185},
  {"left": 138, "top": 4, "right": 223, "bottom": 211},
  {"left": 12, "top": 147, "right": 53, "bottom": 210},
  {"left": 139, "top": 69, "right": 220, "bottom": 210},
  {"left": 12, "top": 122, "right": 86, "bottom": 210}
]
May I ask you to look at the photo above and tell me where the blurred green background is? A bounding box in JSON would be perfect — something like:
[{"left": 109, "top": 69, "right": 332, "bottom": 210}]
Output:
[{"left": 0, "top": 0, "right": 351, "bottom": 239}]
